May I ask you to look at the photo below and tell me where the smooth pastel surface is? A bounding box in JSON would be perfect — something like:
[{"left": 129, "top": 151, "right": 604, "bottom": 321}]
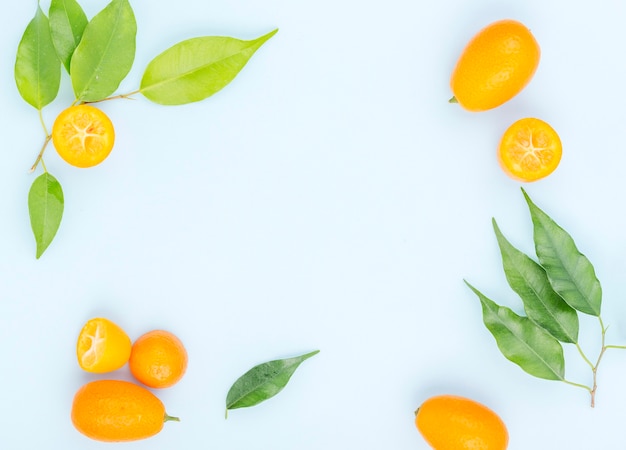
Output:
[{"left": 2, "top": 0, "right": 626, "bottom": 449}]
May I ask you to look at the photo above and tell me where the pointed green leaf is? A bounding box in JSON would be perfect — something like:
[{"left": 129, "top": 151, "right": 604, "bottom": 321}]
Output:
[
  {"left": 29, "top": 173, "right": 64, "bottom": 259},
  {"left": 140, "top": 29, "right": 278, "bottom": 105},
  {"left": 70, "top": 0, "right": 136, "bottom": 102},
  {"left": 226, "top": 350, "right": 319, "bottom": 414},
  {"left": 493, "top": 218, "right": 579, "bottom": 343},
  {"left": 15, "top": 6, "right": 61, "bottom": 109},
  {"left": 465, "top": 281, "right": 565, "bottom": 381},
  {"left": 49, "top": 0, "right": 88, "bottom": 73},
  {"left": 522, "top": 189, "right": 602, "bottom": 316}
]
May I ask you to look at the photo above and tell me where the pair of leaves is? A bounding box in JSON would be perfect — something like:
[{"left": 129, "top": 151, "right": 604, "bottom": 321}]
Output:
[
  {"left": 226, "top": 350, "right": 319, "bottom": 417},
  {"left": 466, "top": 188, "right": 602, "bottom": 381}
]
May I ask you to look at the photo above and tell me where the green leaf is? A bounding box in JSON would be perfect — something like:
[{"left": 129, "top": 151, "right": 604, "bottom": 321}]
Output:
[
  {"left": 523, "top": 189, "right": 602, "bottom": 316},
  {"left": 140, "top": 29, "right": 278, "bottom": 105},
  {"left": 49, "top": 0, "right": 88, "bottom": 73},
  {"left": 465, "top": 281, "right": 565, "bottom": 381},
  {"left": 70, "top": 0, "right": 136, "bottom": 102},
  {"left": 28, "top": 173, "right": 64, "bottom": 259},
  {"left": 14, "top": 6, "right": 61, "bottom": 109},
  {"left": 493, "top": 218, "right": 579, "bottom": 344},
  {"left": 225, "top": 350, "right": 319, "bottom": 415}
]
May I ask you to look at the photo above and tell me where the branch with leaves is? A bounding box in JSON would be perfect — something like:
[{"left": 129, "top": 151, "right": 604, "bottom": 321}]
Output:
[
  {"left": 15, "top": 0, "right": 277, "bottom": 258},
  {"left": 465, "top": 188, "right": 626, "bottom": 407}
]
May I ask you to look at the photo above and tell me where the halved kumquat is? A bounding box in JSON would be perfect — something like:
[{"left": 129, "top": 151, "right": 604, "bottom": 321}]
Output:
[
  {"left": 498, "top": 117, "right": 562, "bottom": 182},
  {"left": 52, "top": 104, "right": 115, "bottom": 168},
  {"left": 76, "top": 317, "right": 132, "bottom": 373}
]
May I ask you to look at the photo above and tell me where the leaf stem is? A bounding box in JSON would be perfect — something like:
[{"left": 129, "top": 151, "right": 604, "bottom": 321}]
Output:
[
  {"left": 85, "top": 90, "right": 140, "bottom": 103},
  {"left": 562, "top": 379, "right": 592, "bottom": 392},
  {"left": 605, "top": 344, "right": 626, "bottom": 350},
  {"left": 575, "top": 342, "right": 595, "bottom": 370}
]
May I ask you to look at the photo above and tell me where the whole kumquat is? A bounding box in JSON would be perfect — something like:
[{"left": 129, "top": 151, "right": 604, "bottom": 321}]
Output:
[
  {"left": 450, "top": 19, "right": 540, "bottom": 111},
  {"left": 71, "top": 379, "right": 179, "bottom": 442},
  {"left": 129, "top": 329, "right": 188, "bottom": 388},
  {"left": 415, "top": 394, "right": 508, "bottom": 450}
]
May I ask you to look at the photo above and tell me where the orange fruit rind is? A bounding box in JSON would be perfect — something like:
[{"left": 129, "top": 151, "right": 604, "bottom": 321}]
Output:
[
  {"left": 129, "top": 329, "right": 188, "bottom": 389},
  {"left": 71, "top": 379, "right": 179, "bottom": 442},
  {"left": 415, "top": 394, "right": 509, "bottom": 450},
  {"left": 450, "top": 19, "right": 541, "bottom": 111}
]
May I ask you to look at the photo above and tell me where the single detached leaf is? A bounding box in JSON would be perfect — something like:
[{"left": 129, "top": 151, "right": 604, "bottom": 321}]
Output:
[
  {"left": 49, "top": 0, "right": 88, "bottom": 73},
  {"left": 465, "top": 281, "right": 565, "bottom": 381},
  {"left": 226, "top": 350, "right": 319, "bottom": 414},
  {"left": 14, "top": 6, "right": 61, "bottom": 109},
  {"left": 523, "top": 189, "right": 602, "bottom": 316},
  {"left": 29, "top": 173, "right": 64, "bottom": 259},
  {"left": 493, "top": 218, "right": 579, "bottom": 344},
  {"left": 70, "top": 0, "right": 136, "bottom": 102},
  {"left": 140, "top": 29, "right": 278, "bottom": 105}
]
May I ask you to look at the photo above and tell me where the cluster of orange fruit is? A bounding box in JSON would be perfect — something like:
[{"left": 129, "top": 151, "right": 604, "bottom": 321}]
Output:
[
  {"left": 71, "top": 317, "right": 188, "bottom": 442},
  {"left": 450, "top": 19, "right": 562, "bottom": 183},
  {"left": 52, "top": 104, "right": 116, "bottom": 168}
]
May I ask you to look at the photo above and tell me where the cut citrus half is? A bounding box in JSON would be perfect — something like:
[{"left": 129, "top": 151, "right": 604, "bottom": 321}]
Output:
[
  {"left": 76, "top": 317, "right": 132, "bottom": 373},
  {"left": 52, "top": 104, "right": 115, "bottom": 168},
  {"left": 498, "top": 117, "right": 562, "bottom": 182}
]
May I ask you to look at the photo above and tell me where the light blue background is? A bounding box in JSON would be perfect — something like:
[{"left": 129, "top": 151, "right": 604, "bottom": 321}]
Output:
[{"left": 2, "top": 0, "right": 626, "bottom": 448}]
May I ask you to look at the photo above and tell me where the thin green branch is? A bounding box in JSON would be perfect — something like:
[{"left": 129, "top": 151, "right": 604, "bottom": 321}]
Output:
[
  {"left": 605, "top": 344, "right": 626, "bottom": 350},
  {"left": 575, "top": 343, "right": 595, "bottom": 370},
  {"left": 561, "top": 379, "right": 592, "bottom": 392},
  {"left": 84, "top": 90, "right": 141, "bottom": 104}
]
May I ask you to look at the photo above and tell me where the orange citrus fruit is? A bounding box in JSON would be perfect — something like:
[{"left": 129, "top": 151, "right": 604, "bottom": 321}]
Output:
[
  {"left": 450, "top": 19, "right": 540, "bottom": 111},
  {"left": 498, "top": 117, "right": 562, "bottom": 182},
  {"left": 71, "top": 379, "right": 179, "bottom": 442},
  {"left": 415, "top": 395, "right": 509, "bottom": 450},
  {"left": 129, "top": 330, "right": 188, "bottom": 388},
  {"left": 51, "top": 104, "right": 115, "bottom": 168},
  {"left": 76, "top": 317, "right": 132, "bottom": 373}
]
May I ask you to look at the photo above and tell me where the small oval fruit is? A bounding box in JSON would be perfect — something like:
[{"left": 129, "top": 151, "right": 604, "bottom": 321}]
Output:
[
  {"left": 76, "top": 317, "right": 132, "bottom": 373},
  {"left": 129, "top": 330, "right": 188, "bottom": 388},
  {"left": 71, "top": 379, "right": 179, "bottom": 442},
  {"left": 450, "top": 19, "right": 540, "bottom": 111},
  {"left": 415, "top": 394, "right": 508, "bottom": 449}
]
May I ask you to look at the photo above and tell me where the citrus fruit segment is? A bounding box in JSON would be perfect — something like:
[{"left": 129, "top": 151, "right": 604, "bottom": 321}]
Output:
[
  {"left": 52, "top": 104, "right": 115, "bottom": 168},
  {"left": 71, "top": 379, "right": 179, "bottom": 442},
  {"left": 76, "top": 317, "right": 132, "bottom": 373},
  {"left": 415, "top": 394, "right": 509, "bottom": 450},
  {"left": 498, "top": 117, "right": 562, "bottom": 182},
  {"left": 129, "top": 330, "right": 188, "bottom": 389},
  {"left": 450, "top": 19, "right": 540, "bottom": 111}
]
